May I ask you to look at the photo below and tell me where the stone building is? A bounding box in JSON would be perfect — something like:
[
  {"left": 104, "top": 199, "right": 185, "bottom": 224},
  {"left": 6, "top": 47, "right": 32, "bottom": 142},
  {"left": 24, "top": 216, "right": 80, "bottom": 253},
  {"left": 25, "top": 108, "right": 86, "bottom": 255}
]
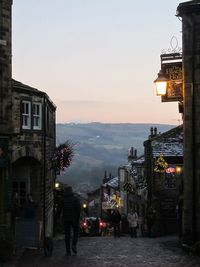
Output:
[
  {"left": 0, "top": 0, "right": 56, "bottom": 254},
  {"left": 144, "top": 126, "right": 183, "bottom": 236},
  {"left": 176, "top": 0, "right": 200, "bottom": 245},
  {"left": 118, "top": 148, "right": 147, "bottom": 217}
]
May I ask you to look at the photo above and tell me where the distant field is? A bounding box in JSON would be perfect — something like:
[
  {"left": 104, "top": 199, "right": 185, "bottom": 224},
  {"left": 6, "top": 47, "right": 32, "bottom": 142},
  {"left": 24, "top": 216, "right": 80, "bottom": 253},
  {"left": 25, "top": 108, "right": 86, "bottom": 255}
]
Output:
[{"left": 56, "top": 122, "right": 174, "bottom": 187}]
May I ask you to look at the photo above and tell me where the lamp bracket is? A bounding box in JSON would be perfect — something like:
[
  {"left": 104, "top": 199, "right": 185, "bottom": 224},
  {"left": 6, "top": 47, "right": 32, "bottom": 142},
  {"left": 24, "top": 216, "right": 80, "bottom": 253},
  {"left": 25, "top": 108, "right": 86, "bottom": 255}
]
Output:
[{"left": 161, "top": 36, "right": 182, "bottom": 54}]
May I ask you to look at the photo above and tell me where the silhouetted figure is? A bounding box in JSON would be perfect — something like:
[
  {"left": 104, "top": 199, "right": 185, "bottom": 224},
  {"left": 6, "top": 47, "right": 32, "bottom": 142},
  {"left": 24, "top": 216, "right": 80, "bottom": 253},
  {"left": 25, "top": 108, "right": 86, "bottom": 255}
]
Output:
[
  {"left": 146, "top": 206, "right": 156, "bottom": 237},
  {"left": 94, "top": 217, "right": 100, "bottom": 235},
  {"left": 10, "top": 192, "right": 21, "bottom": 229},
  {"left": 23, "top": 194, "right": 38, "bottom": 219},
  {"left": 110, "top": 208, "right": 121, "bottom": 238},
  {"left": 57, "top": 186, "right": 81, "bottom": 256}
]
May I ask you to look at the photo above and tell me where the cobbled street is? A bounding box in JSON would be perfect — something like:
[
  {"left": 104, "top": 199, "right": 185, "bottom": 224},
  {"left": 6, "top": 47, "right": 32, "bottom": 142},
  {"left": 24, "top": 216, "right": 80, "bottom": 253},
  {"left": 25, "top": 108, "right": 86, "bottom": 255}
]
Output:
[{"left": 3, "top": 235, "right": 200, "bottom": 267}]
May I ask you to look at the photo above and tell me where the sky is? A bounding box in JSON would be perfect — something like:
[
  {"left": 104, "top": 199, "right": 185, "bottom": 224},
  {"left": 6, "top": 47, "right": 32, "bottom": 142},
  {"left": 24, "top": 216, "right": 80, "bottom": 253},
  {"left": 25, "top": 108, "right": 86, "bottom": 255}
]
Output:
[{"left": 12, "top": 0, "right": 183, "bottom": 125}]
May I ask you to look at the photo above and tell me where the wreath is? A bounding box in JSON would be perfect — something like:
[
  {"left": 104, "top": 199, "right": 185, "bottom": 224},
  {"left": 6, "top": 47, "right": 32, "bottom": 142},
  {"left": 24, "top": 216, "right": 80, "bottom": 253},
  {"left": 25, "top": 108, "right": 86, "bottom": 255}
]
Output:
[
  {"left": 154, "top": 155, "right": 168, "bottom": 173},
  {"left": 52, "top": 141, "right": 74, "bottom": 172}
]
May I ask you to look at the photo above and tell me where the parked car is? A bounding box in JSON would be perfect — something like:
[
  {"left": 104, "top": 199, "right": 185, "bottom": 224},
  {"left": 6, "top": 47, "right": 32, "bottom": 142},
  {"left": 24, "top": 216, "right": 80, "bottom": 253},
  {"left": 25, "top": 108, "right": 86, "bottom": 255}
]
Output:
[{"left": 80, "top": 217, "right": 106, "bottom": 236}]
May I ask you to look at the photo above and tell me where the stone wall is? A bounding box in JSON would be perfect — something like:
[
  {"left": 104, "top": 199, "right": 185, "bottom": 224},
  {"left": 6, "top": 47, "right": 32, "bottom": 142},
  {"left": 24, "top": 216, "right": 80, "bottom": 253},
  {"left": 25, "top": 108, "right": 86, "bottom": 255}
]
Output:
[
  {"left": 0, "top": 0, "right": 12, "bottom": 133},
  {"left": 177, "top": 1, "right": 200, "bottom": 244}
]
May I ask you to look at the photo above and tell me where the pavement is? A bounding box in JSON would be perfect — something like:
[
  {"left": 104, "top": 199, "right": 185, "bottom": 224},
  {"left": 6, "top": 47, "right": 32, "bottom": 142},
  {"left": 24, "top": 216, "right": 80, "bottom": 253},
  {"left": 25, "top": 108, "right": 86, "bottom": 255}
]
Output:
[{"left": 1, "top": 235, "right": 200, "bottom": 267}]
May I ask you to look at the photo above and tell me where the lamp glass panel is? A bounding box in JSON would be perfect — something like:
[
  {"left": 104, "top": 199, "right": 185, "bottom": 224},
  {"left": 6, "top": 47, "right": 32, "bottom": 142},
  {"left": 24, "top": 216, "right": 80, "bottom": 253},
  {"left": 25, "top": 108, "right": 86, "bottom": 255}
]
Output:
[{"left": 155, "top": 81, "right": 167, "bottom": 96}]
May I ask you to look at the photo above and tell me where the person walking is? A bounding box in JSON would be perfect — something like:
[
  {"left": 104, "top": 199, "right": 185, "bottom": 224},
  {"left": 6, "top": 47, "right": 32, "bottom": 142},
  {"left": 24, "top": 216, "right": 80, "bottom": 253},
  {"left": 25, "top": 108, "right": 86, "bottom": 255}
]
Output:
[
  {"left": 10, "top": 192, "right": 21, "bottom": 233},
  {"left": 57, "top": 186, "right": 81, "bottom": 256},
  {"left": 127, "top": 209, "right": 138, "bottom": 238},
  {"left": 23, "top": 193, "right": 38, "bottom": 219},
  {"left": 110, "top": 207, "right": 121, "bottom": 238},
  {"left": 146, "top": 206, "right": 156, "bottom": 237}
]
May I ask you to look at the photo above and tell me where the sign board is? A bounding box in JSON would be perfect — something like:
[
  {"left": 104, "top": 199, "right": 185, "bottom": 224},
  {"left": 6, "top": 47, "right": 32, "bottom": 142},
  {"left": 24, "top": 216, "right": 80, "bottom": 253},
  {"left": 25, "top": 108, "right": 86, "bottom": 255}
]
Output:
[
  {"left": 15, "top": 219, "right": 42, "bottom": 248},
  {"left": 160, "top": 53, "right": 183, "bottom": 102}
]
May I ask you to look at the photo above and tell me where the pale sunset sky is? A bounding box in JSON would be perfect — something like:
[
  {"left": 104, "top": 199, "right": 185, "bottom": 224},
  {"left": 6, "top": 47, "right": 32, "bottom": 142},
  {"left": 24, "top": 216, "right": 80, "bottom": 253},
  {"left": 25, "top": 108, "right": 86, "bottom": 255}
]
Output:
[{"left": 12, "top": 0, "right": 183, "bottom": 125}]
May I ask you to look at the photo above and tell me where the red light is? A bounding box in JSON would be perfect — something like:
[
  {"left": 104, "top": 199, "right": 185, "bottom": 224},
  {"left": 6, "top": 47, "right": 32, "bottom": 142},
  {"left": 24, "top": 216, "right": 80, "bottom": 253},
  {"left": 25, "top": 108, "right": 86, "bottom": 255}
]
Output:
[
  {"left": 83, "top": 221, "right": 87, "bottom": 227},
  {"left": 99, "top": 221, "right": 104, "bottom": 228},
  {"left": 165, "top": 166, "right": 176, "bottom": 173}
]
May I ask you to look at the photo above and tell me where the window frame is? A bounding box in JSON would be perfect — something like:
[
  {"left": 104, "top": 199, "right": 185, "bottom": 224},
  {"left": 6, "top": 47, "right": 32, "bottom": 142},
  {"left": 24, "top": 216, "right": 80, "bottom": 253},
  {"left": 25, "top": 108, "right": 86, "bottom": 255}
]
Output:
[
  {"left": 33, "top": 102, "right": 42, "bottom": 130},
  {"left": 22, "top": 100, "right": 31, "bottom": 130}
]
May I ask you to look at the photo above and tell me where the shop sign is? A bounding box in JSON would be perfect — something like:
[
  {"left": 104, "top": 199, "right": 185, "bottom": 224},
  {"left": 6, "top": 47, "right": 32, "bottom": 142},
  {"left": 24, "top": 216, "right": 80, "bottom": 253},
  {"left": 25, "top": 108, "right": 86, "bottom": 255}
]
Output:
[
  {"left": 161, "top": 61, "right": 182, "bottom": 102},
  {"left": 165, "top": 166, "right": 176, "bottom": 174}
]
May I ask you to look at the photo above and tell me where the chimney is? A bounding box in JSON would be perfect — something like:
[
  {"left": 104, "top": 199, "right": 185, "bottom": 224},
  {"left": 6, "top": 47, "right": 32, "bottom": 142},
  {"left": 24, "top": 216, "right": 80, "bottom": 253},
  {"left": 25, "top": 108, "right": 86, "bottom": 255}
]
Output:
[
  {"left": 103, "top": 171, "right": 108, "bottom": 184},
  {"left": 134, "top": 149, "right": 137, "bottom": 158},
  {"left": 128, "top": 147, "right": 134, "bottom": 161},
  {"left": 154, "top": 127, "right": 157, "bottom": 136},
  {"left": 149, "top": 127, "right": 154, "bottom": 139},
  {"left": 130, "top": 147, "right": 134, "bottom": 157}
]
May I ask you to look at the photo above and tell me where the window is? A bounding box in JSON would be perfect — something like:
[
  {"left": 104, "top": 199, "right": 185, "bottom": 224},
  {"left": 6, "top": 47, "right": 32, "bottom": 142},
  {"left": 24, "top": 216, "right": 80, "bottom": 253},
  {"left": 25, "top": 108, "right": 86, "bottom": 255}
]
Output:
[
  {"left": 33, "top": 103, "right": 42, "bottom": 130},
  {"left": 22, "top": 101, "right": 31, "bottom": 129},
  {"left": 164, "top": 173, "right": 177, "bottom": 189},
  {"left": 12, "top": 181, "right": 27, "bottom": 205}
]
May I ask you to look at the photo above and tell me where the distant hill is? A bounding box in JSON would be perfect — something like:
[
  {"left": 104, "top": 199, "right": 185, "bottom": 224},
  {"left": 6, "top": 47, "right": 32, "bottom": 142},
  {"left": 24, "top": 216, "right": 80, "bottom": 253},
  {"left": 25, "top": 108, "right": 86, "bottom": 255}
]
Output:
[{"left": 56, "top": 123, "right": 174, "bottom": 188}]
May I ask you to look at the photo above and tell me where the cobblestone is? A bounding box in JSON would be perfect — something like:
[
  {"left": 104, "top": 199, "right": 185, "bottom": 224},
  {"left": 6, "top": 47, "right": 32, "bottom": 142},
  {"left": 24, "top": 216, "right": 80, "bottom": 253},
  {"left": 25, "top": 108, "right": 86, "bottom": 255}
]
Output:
[{"left": 2, "top": 235, "right": 200, "bottom": 267}]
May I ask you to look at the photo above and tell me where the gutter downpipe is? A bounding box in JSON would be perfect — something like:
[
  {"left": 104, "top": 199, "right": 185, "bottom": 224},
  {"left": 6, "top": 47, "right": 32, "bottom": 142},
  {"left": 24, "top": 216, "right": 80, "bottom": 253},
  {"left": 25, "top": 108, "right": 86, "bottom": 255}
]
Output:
[
  {"left": 43, "top": 94, "right": 46, "bottom": 241},
  {"left": 191, "top": 15, "right": 196, "bottom": 245}
]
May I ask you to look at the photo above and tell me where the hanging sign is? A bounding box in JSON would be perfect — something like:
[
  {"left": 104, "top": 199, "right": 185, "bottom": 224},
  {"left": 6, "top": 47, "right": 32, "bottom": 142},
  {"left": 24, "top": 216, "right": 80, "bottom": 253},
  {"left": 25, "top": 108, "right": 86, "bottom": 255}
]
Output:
[{"left": 161, "top": 53, "right": 183, "bottom": 102}]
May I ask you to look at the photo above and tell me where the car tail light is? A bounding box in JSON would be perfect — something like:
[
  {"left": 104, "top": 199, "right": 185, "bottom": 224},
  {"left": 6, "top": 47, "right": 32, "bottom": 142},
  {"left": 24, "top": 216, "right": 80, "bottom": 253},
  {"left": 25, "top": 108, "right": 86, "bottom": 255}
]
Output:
[
  {"left": 83, "top": 221, "right": 87, "bottom": 228},
  {"left": 99, "top": 221, "right": 103, "bottom": 228}
]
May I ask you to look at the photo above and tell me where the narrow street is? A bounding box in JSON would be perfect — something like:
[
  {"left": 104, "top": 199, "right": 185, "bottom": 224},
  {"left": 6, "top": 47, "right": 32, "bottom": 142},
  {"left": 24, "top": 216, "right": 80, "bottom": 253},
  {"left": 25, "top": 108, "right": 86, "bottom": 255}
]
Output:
[{"left": 4, "top": 235, "right": 200, "bottom": 267}]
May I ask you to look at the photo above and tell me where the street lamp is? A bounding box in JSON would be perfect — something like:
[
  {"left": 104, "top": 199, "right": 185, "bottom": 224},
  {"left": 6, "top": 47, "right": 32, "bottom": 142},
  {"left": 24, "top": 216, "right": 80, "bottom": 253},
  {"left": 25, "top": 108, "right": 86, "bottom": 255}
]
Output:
[
  {"left": 154, "top": 69, "right": 168, "bottom": 96},
  {"left": 83, "top": 203, "right": 87, "bottom": 209},
  {"left": 55, "top": 182, "right": 60, "bottom": 189}
]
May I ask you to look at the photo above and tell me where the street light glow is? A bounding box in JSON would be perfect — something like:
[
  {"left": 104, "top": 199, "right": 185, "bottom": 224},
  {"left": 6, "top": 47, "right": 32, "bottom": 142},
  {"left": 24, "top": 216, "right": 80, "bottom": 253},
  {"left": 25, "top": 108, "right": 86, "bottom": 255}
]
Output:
[
  {"left": 154, "top": 70, "right": 168, "bottom": 96},
  {"left": 55, "top": 182, "right": 60, "bottom": 188}
]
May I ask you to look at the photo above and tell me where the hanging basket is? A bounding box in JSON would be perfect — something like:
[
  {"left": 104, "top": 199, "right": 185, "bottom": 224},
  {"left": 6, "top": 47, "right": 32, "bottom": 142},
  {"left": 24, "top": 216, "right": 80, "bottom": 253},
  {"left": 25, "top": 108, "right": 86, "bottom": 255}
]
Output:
[{"left": 52, "top": 141, "right": 74, "bottom": 172}]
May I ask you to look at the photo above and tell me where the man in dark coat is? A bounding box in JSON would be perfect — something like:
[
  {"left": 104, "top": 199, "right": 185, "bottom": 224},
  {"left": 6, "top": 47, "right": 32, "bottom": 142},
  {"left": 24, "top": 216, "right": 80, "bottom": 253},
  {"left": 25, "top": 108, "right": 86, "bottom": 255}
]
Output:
[
  {"left": 110, "top": 208, "right": 121, "bottom": 238},
  {"left": 23, "top": 193, "right": 38, "bottom": 219},
  {"left": 57, "top": 186, "right": 81, "bottom": 255}
]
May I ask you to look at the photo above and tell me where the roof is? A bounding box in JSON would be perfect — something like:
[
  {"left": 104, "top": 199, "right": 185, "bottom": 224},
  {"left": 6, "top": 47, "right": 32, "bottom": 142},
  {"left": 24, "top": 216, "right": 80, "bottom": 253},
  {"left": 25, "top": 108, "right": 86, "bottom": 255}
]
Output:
[
  {"left": 103, "top": 176, "right": 119, "bottom": 188},
  {"left": 151, "top": 125, "right": 183, "bottom": 158},
  {"left": 177, "top": 1, "right": 200, "bottom": 16},
  {"left": 12, "top": 79, "right": 40, "bottom": 93},
  {"left": 12, "top": 79, "right": 56, "bottom": 110}
]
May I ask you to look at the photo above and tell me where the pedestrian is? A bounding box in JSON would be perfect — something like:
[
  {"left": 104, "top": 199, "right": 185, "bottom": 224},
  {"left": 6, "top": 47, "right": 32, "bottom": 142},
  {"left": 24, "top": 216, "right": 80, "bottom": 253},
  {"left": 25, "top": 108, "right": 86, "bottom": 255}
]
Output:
[
  {"left": 57, "top": 186, "right": 81, "bottom": 256},
  {"left": 140, "top": 214, "right": 145, "bottom": 237},
  {"left": 94, "top": 217, "right": 100, "bottom": 235},
  {"left": 110, "top": 207, "right": 121, "bottom": 238},
  {"left": 23, "top": 193, "right": 38, "bottom": 219},
  {"left": 146, "top": 206, "right": 156, "bottom": 237},
  {"left": 10, "top": 192, "right": 21, "bottom": 231},
  {"left": 127, "top": 209, "right": 138, "bottom": 238}
]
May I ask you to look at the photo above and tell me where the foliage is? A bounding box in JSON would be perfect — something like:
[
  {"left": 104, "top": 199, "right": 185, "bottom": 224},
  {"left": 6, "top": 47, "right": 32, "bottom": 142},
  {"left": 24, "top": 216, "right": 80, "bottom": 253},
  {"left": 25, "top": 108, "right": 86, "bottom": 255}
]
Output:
[
  {"left": 154, "top": 155, "right": 168, "bottom": 173},
  {"left": 52, "top": 141, "right": 75, "bottom": 172}
]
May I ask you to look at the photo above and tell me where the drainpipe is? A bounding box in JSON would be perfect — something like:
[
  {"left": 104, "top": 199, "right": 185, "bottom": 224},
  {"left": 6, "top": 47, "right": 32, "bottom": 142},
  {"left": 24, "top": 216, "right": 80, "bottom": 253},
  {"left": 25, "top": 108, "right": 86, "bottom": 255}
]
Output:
[
  {"left": 191, "top": 15, "right": 196, "bottom": 244},
  {"left": 43, "top": 94, "right": 46, "bottom": 240}
]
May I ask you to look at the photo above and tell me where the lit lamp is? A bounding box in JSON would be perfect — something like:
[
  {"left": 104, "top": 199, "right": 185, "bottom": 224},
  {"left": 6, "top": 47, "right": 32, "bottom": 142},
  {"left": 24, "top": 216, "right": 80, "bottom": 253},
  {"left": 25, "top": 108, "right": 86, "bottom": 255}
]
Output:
[
  {"left": 83, "top": 203, "right": 87, "bottom": 209},
  {"left": 176, "top": 166, "right": 182, "bottom": 173},
  {"left": 154, "top": 69, "right": 168, "bottom": 96},
  {"left": 55, "top": 182, "right": 60, "bottom": 189}
]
